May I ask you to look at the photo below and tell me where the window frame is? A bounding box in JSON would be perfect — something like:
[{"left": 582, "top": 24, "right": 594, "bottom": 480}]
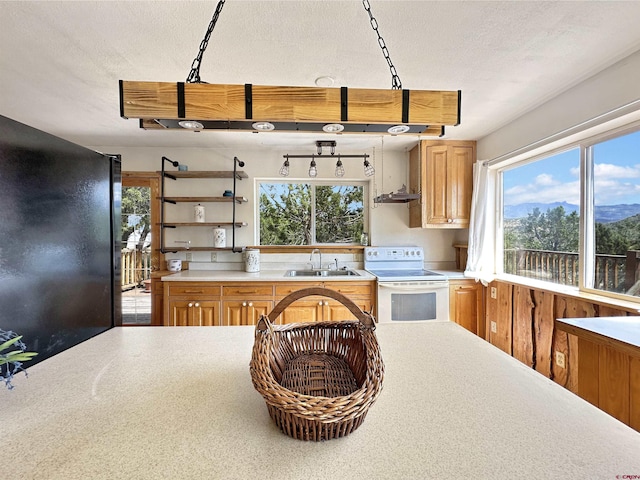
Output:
[
  {"left": 254, "top": 178, "right": 369, "bottom": 247},
  {"left": 495, "top": 122, "right": 640, "bottom": 304}
]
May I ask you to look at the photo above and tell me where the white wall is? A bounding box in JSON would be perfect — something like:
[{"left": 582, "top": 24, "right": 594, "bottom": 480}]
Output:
[
  {"left": 97, "top": 144, "right": 461, "bottom": 269},
  {"left": 478, "top": 49, "right": 640, "bottom": 161}
]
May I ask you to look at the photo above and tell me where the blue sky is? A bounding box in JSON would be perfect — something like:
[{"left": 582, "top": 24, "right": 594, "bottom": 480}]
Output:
[{"left": 503, "top": 130, "right": 640, "bottom": 206}]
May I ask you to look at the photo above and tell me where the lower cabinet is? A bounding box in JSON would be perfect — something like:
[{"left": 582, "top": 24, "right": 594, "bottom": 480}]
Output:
[
  {"left": 274, "top": 282, "right": 375, "bottom": 323},
  {"left": 164, "top": 280, "right": 376, "bottom": 326},
  {"left": 168, "top": 299, "right": 220, "bottom": 326},
  {"left": 449, "top": 279, "right": 484, "bottom": 337},
  {"left": 222, "top": 300, "right": 273, "bottom": 326}
]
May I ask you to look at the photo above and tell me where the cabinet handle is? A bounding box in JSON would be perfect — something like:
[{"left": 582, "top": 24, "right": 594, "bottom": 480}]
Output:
[
  {"left": 184, "top": 290, "right": 204, "bottom": 294},
  {"left": 447, "top": 218, "right": 453, "bottom": 223},
  {"left": 240, "top": 290, "right": 258, "bottom": 294},
  {"left": 242, "top": 302, "right": 247, "bottom": 307},
  {"left": 248, "top": 302, "right": 253, "bottom": 307},
  {"left": 188, "top": 303, "right": 193, "bottom": 307},
  {"left": 324, "top": 301, "right": 329, "bottom": 306},
  {"left": 318, "top": 301, "right": 323, "bottom": 306},
  {"left": 194, "top": 303, "right": 200, "bottom": 307}
]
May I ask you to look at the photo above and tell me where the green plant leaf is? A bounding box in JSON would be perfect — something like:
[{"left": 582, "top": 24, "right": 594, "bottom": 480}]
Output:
[{"left": 0, "top": 335, "right": 23, "bottom": 352}]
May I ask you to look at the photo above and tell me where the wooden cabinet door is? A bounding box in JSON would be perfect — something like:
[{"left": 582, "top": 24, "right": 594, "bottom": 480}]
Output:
[
  {"left": 247, "top": 300, "right": 273, "bottom": 325},
  {"left": 449, "top": 280, "right": 484, "bottom": 336},
  {"left": 223, "top": 301, "right": 246, "bottom": 326},
  {"left": 324, "top": 299, "right": 371, "bottom": 322},
  {"left": 446, "top": 145, "right": 474, "bottom": 226},
  {"left": 425, "top": 145, "right": 450, "bottom": 225},
  {"left": 195, "top": 300, "right": 220, "bottom": 326},
  {"left": 222, "top": 300, "right": 272, "bottom": 326},
  {"left": 276, "top": 299, "right": 323, "bottom": 324},
  {"left": 168, "top": 299, "right": 193, "bottom": 326}
]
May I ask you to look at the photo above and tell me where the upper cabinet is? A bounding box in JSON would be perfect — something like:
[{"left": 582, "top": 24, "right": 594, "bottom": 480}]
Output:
[{"left": 409, "top": 140, "right": 476, "bottom": 228}]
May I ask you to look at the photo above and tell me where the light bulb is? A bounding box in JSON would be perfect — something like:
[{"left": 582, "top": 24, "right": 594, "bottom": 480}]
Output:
[
  {"left": 279, "top": 159, "right": 290, "bottom": 177},
  {"left": 309, "top": 159, "right": 318, "bottom": 177},
  {"left": 251, "top": 121, "right": 275, "bottom": 131},
  {"left": 364, "top": 159, "right": 375, "bottom": 177},
  {"left": 387, "top": 124, "right": 410, "bottom": 134},
  {"left": 322, "top": 123, "right": 344, "bottom": 133},
  {"left": 335, "top": 159, "right": 345, "bottom": 177},
  {"left": 178, "top": 120, "right": 204, "bottom": 130}
]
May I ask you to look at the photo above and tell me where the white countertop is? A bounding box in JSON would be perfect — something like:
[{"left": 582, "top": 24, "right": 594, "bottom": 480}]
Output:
[
  {"left": 3, "top": 323, "right": 640, "bottom": 480},
  {"left": 161, "top": 269, "right": 376, "bottom": 282},
  {"left": 556, "top": 316, "right": 640, "bottom": 352}
]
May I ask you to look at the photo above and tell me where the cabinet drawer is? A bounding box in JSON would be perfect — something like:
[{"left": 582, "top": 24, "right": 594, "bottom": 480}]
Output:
[
  {"left": 275, "top": 283, "right": 321, "bottom": 297},
  {"left": 223, "top": 285, "right": 274, "bottom": 297},
  {"left": 324, "top": 282, "right": 373, "bottom": 297},
  {"left": 168, "top": 284, "right": 221, "bottom": 297}
]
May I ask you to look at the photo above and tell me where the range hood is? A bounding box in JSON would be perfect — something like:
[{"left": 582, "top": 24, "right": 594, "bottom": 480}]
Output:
[{"left": 119, "top": 81, "right": 461, "bottom": 136}]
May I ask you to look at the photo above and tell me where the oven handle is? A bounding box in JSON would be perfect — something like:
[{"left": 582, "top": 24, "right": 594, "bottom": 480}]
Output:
[{"left": 378, "top": 281, "right": 449, "bottom": 290}]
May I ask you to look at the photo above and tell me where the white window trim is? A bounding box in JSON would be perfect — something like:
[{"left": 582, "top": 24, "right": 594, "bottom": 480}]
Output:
[{"left": 493, "top": 118, "right": 640, "bottom": 305}]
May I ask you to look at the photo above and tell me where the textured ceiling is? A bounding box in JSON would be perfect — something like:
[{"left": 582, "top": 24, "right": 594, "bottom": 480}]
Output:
[{"left": 2, "top": 0, "right": 640, "bottom": 152}]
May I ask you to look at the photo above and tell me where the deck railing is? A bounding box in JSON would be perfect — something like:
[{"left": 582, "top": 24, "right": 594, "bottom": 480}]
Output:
[
  {"left": 504, "top": 248, "right": 640, "bottom": 295},
  {"left": 121, "top": 248, "right": 152, "bottom": 290}
]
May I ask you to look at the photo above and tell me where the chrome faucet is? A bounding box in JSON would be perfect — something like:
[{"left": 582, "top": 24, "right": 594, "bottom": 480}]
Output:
[{"left": 310, "top": 248, "right": 322, "bottom": 270}]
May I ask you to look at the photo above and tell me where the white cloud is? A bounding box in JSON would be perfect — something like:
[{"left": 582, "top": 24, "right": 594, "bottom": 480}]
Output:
[
  {"left": 594, "top": 163, "right": 640, "bottom": 179},
  {"left": 504, "top": 180, "right": 580, "bottom": 205},
  {"left": 534, "top": 173, "right": 558, "bottom": 186}
]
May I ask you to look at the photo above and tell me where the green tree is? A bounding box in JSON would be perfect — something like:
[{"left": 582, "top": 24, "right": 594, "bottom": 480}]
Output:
[
  {"left": 259, "top": 183, "right": 364, "bottom": 245},
  {"left": 518, "top": 206, "right": 579, "bottom": 252},
  {"left": 121, "top": 186, "right": 150, "bottom": 248},
  {"left": 315, "top": 185, "right": 363, "bottom": 243},
  {"left": 260, "top": 184, "right": 311, "bottom": 245}
]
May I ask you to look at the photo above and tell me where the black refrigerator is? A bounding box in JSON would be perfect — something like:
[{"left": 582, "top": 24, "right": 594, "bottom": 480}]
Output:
[{"left": 0, "top": 114, "right": 120, "bottom": 367}]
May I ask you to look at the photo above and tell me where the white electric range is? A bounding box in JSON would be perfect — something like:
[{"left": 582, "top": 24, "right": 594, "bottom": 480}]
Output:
[{"left": 364, "top": 246, "right": 449, "bottom": 323}]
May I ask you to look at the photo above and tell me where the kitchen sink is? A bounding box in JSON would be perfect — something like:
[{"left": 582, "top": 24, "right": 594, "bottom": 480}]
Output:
[{"left": 284, "top": 269, "right": 360, "bottom": 277}]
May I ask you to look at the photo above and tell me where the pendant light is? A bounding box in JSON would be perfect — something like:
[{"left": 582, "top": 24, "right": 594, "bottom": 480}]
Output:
[
  {"left": 119, "top": 0, "right": 461, "bottom": 136},
  {"left": 309, "top": 159, "right": 318, "bottom": 177},
  {"left": 335, "top": 158, "right": 345, "bottom": 177},
  {"left": 364, "top": 159, "right": 375, "bottom": 177},
  {"left": 279, "top": 158, "right": 290, "bottom": 177}
]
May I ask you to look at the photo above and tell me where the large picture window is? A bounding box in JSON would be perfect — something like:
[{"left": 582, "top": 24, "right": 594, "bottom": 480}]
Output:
[
  {"left": 499, "top": 127, "right": 640, "bottom": 300},
  {"left": 258, "top": 181, "right": 366, "bottom": 245}
]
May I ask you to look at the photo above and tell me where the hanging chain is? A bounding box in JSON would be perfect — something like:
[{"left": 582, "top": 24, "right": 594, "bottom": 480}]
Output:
[
  {"left": 362, "top": 0, "right": 402, "bottom": 90},
  {"left": 186, "top": 0, "right": 226, "bottom": 83}
]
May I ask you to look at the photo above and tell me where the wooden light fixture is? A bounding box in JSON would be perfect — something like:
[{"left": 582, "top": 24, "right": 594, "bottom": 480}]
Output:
[
  {"left": 119, "top": 81, "right": 460, "bottom": 136},
  {"left": 118, "top": 0, "right": 461, "bottom": 137}
]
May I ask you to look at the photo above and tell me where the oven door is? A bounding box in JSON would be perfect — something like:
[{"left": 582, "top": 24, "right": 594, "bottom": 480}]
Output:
[{"left": 377, "top": 281, "right": 449, "bottom": 323}]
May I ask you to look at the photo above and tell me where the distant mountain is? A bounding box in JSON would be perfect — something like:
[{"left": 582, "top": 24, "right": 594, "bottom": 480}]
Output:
[
  {"left": 504, "top": 202, "right": 578, "bottom": 219},
  {"left": 504, "top": 202, "right": 640, "bottom": 223}
]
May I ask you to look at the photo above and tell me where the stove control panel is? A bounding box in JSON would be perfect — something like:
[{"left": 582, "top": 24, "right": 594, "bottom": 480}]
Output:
[{"left": 364, "top": 246, "right": 424, "bottom": 262}]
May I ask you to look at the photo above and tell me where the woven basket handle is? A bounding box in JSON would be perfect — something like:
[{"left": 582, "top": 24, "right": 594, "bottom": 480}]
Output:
[{"left": 262, "top": 287, "right": 375, "bottom": 329}]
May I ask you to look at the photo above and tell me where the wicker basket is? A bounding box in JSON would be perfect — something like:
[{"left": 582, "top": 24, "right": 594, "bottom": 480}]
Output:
[{"left": 250, "top": 287, "right": 384, "bottom": 441}]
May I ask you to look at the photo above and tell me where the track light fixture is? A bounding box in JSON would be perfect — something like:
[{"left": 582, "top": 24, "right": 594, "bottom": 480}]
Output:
[{"left": 283, "top": 140, "right": 370, "bottom": 178}]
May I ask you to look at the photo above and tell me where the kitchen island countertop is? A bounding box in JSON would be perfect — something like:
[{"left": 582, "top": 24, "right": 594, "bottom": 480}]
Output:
[{"left": 3, "top": 322, "right": 640, "bottom": 480}]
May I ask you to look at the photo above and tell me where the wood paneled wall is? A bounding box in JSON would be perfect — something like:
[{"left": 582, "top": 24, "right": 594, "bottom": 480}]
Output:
[{"left": 484, "top": 280, "right": 640, "bottom": 432}]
